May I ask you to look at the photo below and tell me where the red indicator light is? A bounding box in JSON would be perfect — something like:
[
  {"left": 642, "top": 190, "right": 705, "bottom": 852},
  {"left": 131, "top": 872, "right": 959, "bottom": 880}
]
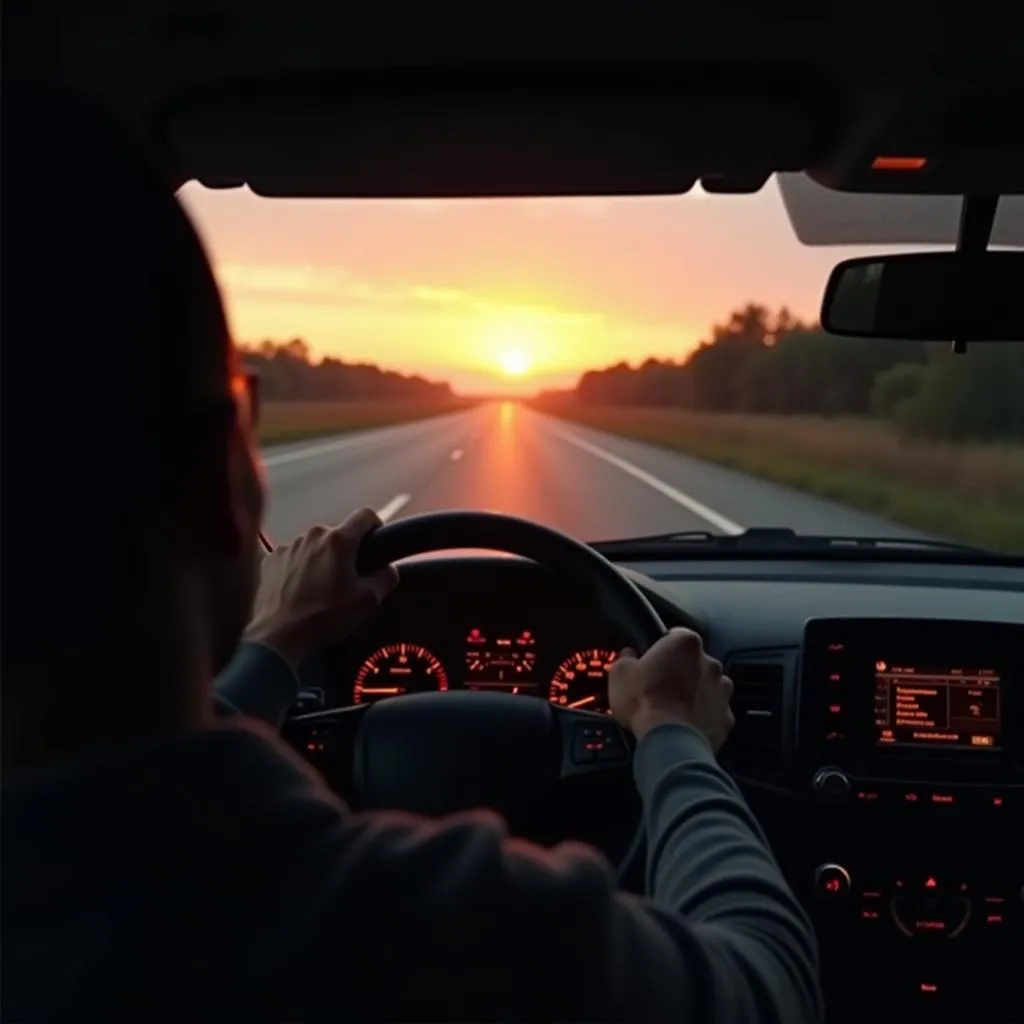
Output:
[
  {"left": 924, "top": 877, "right": 937, "bottom": 889},
  {"left": 919, "top": 982, "right": 938, "bottom": 994},
  {"left": 872, "top": 156, "right": 928, "bottom": 171}
]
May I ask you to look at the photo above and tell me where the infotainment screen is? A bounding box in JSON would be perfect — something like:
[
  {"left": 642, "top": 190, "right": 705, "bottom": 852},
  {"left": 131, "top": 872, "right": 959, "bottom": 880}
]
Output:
[{"left": 873, "top": 663, "right": 1002, "bottom": 750}]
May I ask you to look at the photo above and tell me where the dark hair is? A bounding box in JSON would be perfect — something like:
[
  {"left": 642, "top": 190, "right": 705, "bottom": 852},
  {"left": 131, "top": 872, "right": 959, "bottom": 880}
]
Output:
[{"left": 1, "top": 82, "right": 234, "bottom": 662}]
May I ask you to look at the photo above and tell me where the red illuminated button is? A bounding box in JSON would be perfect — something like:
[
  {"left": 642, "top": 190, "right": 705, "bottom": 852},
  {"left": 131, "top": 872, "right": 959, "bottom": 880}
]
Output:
[
  {"left": 983, "top": 896, "right": 1006, "bottom": 926},
  {"left": 859, "top": 897, "right": 882, "bottom": 921},
  {"left": 814, "top": 863, "right": 851, "bottom": 899}
]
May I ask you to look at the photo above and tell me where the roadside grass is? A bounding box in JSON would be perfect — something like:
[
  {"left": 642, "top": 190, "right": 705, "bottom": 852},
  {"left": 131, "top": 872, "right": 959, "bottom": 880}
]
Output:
[
  {"left": 258, "top": 400, "right": 472, "bottom": 446},
  {"left": 540, "top": 405, "right": 1024, "bottom": 554}
]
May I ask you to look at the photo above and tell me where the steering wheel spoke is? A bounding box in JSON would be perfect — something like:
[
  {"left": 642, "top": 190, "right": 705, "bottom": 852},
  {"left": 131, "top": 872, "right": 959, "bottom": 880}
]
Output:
[{"left": 554, "top": 707, "right": 634, "bottom": 779}]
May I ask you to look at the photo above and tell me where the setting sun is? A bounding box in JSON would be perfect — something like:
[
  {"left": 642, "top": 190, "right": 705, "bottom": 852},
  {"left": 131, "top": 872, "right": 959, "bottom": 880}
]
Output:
[
  {"left": 481, "top": 319, "right": 546, "bottom": 382},
  {"left": 498, "top": 348, "right": 532, "bottom": 377}
]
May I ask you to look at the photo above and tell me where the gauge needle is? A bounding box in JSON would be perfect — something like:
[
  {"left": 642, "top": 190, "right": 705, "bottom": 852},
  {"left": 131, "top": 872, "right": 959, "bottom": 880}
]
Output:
[
  {"left": 568, "top": 696, "right": 597, "bottom": 708},
  {"left": 360, "top": 687, "right": 402, "bottom": 695}
]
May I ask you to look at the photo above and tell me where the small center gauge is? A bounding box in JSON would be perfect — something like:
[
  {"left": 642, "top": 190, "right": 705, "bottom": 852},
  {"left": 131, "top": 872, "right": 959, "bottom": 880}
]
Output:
[{"left": 464, "top": 627, "right": 538, "bottom": 694}]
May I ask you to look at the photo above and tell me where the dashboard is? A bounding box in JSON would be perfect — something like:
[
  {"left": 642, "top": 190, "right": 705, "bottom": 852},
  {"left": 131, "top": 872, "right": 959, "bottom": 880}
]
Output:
[
  {"left": 303, "top": 559, "right": 640, "bottom": 715},
  {"left": 291, "top": 553, "right": 1024, "bottom": 1024}
]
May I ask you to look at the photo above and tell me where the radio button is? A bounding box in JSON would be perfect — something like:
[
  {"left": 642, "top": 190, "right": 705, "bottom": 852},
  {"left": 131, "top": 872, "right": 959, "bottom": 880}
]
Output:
[{"left": 853, "top": 787, "right": 880, "bottom": 804}]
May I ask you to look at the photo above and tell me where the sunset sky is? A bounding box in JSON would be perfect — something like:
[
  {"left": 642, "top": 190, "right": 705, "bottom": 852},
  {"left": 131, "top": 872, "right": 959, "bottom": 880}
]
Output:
[{"left": 181, "top": 177, "right": 893, "bottom": 395}]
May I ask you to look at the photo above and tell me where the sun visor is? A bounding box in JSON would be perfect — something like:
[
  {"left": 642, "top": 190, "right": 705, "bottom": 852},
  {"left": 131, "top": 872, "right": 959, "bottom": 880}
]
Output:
[
  {"left": 162, "top": 75, "right": 817, "bottom": 197},
  {"left": 778, "top": 172, "right": 1024, "bottom": 247}
]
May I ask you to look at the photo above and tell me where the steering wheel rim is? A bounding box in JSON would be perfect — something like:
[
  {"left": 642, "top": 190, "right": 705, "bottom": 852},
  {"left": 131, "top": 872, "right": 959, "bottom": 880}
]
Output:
[
  {"left": 291, "top": 510, "right": 665, "bottom": 881},
  {"left": 357, "top": 510, "right": 667, "bottom": 652}
]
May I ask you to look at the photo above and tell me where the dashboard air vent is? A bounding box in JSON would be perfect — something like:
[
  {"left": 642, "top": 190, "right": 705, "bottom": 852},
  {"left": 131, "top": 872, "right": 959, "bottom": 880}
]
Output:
[{"left": 722, "top": 654, "right": 787, "bottom": 780}]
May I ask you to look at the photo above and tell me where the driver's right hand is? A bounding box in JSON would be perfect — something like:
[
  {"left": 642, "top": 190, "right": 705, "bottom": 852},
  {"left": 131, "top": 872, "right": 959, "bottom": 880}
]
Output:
[
  {"left": 243, "top": 509, "right": 400, "bottom": 669},
  {"left": 608, "top": 628, "right": 735, "bottom": 749}
]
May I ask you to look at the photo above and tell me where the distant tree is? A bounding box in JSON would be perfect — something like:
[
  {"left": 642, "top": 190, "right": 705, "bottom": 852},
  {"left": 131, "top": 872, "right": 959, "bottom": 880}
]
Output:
[
  {"left": 897, "top": 346, "right": 1024, "bottom": 441},
  {"left": 239, "top": 340, "right": 453, "bottom": 403},
  {"left": 871, "top": 363, "right": 926, "bottom": 418}
]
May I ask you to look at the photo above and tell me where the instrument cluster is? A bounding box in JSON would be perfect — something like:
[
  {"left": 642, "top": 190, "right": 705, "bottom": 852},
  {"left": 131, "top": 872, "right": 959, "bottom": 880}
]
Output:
[{"left": 346, "top": 625, "right": 619, "bottom": 714}]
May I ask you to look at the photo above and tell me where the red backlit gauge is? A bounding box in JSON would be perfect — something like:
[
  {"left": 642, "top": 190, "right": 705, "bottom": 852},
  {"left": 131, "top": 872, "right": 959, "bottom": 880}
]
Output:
[
  {"left": 549, "top": 649, "right": 618, "bottom": 713},
  {"left": 352, "top": 643, "right": 448, "bottom": 704}
]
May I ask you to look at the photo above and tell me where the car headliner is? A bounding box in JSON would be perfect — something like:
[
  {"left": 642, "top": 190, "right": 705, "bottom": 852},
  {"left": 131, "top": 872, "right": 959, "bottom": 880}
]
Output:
[{"left": 6, "top": 1, "right": 1024, "bottom": 244}]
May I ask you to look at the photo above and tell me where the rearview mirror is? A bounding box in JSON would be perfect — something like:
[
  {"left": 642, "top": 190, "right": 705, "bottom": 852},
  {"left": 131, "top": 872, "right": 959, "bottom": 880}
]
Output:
[{"left": 821, "top": 251, "right": 1024, "bottom": 341}]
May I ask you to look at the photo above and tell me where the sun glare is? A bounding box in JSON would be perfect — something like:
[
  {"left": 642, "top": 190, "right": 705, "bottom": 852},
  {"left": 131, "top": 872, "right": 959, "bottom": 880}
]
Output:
[
  {"left": 485, "top": 320, "right": 543, "bottom": 379},
  {"left": 499, "top": 348, "right": 532, "bottom": 377}
]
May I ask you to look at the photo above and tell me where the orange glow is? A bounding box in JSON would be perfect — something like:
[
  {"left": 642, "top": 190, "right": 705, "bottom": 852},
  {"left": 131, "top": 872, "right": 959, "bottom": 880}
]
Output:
[
  {"left": 179, "top": 183, "right": 868, "bottom": 396},
  {"left": 871, "top": 156, "right": 928, "bottom": 171}
]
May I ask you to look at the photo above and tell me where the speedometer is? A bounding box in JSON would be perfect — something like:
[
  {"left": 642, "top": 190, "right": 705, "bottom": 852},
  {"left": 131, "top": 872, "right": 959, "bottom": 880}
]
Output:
[
  {"left": 352, "top": 643, "right": 449, "bottom": 705},
  {"left": 548, "top": 649, "right": 618, "bottom": 713}
]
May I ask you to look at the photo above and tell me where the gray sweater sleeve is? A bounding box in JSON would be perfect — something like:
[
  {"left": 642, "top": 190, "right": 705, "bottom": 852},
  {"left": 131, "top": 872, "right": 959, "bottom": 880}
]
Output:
[
  {"left": 628, "top": 722, "right": 823, "bottom": 1023},
  {"left": 212, "top": 642, "right": 300, "bottom": 727}
]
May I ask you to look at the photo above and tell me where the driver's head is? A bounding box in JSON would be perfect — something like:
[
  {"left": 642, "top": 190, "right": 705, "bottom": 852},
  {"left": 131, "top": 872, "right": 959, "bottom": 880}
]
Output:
[{"left": 2, "top": 81, "right": 265, "bottom": 768}]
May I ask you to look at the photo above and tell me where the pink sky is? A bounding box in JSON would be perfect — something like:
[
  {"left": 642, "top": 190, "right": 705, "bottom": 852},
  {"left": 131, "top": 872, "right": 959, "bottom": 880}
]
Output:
[{"left": 180, "top": 177, "right": 890, "bottom": 395}]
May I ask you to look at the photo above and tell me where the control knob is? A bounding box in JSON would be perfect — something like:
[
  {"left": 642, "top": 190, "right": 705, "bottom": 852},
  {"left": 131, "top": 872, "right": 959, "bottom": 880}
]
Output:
[
  {"left": 813, "top": 766, "right": 851, "bottom": 800},
  {"left": 814, "top": 863, "right": 851, "bottom": 899}
]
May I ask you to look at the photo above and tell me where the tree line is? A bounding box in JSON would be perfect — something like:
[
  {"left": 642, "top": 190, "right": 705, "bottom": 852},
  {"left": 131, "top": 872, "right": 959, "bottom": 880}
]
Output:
[
  {"left": 552, "top": 304, "right": 1024, "bottom": 442},
  {"left": 240, "top": 339, "right": 453, "bottom": 403}
]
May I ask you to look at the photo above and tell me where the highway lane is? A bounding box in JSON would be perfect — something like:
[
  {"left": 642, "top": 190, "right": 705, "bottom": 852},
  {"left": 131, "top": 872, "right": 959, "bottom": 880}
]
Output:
[{"left": 262, "top": 402, "right": 929, "bottom": 545}]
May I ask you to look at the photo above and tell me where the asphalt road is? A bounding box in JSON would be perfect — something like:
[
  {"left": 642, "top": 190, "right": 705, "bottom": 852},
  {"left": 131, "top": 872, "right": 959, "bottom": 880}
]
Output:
[{"left": 262, "top": 402, "right": 928, "bottom": 546}]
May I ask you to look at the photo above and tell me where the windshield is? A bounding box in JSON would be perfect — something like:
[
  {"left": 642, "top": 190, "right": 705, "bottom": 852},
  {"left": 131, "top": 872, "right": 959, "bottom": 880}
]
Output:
[{"left": 180, "top": 178, "right": 1024, "bottom": 556}]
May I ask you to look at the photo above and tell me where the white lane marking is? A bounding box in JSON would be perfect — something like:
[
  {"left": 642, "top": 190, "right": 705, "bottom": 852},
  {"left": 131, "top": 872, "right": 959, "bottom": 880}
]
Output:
[
  {"left": 542, "top": 421, "right": 743, "bottom": 534},
  {"left": 450, "top": 448, "right": 464, "bottom": 461},
  {"left": 263, "top": 432, "right": 400, "bottom": 468},
  {"left": 377, "top": 493, "right": 411, "bottom": 523},
  {"left": 262, "top": 411, "right": 474, "bottom": 468}
]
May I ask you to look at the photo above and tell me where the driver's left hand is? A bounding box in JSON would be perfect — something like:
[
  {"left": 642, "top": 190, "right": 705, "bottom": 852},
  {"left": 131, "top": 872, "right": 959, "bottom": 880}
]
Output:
[{"left": 243, "top": 509, "right": 400, "bottom": 669}]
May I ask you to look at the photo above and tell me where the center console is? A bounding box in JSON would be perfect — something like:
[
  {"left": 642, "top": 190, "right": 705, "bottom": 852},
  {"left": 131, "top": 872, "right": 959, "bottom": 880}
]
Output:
[{"left": 798, "top": 618, "right": 1023, "bottom": 1022}]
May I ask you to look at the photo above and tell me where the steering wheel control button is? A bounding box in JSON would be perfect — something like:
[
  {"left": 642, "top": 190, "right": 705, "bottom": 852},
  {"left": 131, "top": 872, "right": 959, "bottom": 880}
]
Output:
[
  {"left": 571, "top": 722, "right": 626, "bottom": 765},
  {"left": 814, "top": 863, "right": 851, "bottom": 900},
  {"left": 812, "top": 767, "right": 851, "bottom": 801},
  {"left": 297, "top": 718, "right": 337, "bottom": 755}
]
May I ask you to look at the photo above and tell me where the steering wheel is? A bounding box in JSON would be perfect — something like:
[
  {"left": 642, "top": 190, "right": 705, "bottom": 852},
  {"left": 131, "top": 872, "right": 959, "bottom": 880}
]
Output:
[{"left": 285, "top": 511, "right": 667, "bottom": 874}]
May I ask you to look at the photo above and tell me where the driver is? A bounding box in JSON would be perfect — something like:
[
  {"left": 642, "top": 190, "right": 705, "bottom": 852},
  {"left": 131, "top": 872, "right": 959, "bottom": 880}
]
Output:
[{"left": 1, "top": 81, "right": 822, "bottom": 1023}]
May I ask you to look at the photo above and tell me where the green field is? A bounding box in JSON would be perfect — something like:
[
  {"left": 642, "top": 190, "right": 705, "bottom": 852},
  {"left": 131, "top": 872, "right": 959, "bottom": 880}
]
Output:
[
  {"left": 258, "top": 399, "right": 471, "bottom": 446},
  {"left": 541, "top": 405, "right": 1024, "bottom": 554}
]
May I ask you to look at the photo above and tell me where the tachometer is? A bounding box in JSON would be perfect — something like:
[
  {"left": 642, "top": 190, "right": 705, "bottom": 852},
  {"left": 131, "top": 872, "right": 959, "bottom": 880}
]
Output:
[
  {"left": 353, "top": 643, "right": 449, "bottom": 704},
  {"left": 548, "top": 649, "right": 618, "bottom": 713}
]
